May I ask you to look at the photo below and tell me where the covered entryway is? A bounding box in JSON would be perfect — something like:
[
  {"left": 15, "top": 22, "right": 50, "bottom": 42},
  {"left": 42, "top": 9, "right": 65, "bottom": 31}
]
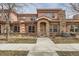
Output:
[
  {"left": 36, "top": 16, "right": 50, "bottom": 37},
  {"left": 40, "top": 22, "right": 46, "bottom": 36}
]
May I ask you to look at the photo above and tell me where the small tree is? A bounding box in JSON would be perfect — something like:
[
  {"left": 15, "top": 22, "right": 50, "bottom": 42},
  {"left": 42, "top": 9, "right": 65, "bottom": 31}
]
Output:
[
  {"left": 0, "top": 3, "right": 31, "bottom": 40},
  {"left": 70, "top": 4, "right": 79, "bottom": 27}
]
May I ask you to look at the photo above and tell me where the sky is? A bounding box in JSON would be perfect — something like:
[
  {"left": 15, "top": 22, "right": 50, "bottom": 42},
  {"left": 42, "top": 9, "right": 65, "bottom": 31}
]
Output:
[{"left": 18, "top": 3, "right": 77, "bottom": 19}]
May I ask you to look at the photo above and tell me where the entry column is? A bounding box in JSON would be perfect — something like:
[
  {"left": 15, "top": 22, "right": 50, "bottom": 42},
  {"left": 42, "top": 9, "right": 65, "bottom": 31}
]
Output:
[{"left": 37, "top": 22, "right": 41, "bottom": 36}]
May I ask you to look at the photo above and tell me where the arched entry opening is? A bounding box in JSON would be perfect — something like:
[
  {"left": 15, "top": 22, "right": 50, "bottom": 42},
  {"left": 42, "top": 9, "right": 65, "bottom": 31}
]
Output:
[
  {"left": 40, "top": 22, "right": 46, "bottom": 36},
  {"left": 37, "top": 17, "right": 50, "bottom": 37}
]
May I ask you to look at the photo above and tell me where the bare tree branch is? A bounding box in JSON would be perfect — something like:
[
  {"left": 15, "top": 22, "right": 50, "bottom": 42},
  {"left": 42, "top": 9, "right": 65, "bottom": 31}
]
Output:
[
  {"left": 0, "top": 3, "right": 32, "bottom": 40},
  {"left": 70, "top": 3, "right": 79, "bottom": 13}
]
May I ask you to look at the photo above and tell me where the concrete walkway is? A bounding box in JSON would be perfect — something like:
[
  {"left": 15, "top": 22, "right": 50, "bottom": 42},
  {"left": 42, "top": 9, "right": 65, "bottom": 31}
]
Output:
[
  {"left": 27, "top": 37, "right": 58, "bottom": 56},
  {"left": 56, "top": 44, "right": 79, "bottom": 51}
]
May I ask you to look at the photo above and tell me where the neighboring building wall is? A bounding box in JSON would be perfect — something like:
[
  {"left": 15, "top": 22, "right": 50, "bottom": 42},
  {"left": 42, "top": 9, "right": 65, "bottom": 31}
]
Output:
[{"left": 10, "top": 13, "right": 18, "bottom": 21}]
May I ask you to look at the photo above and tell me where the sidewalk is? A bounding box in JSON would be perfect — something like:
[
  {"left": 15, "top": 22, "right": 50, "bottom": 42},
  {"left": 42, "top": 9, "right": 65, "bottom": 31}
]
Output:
[
  {"left": 56, "top": 44, "right": 79, "bottom": 51},
  {"left": 0, "top": 44, "right": 35, "bottom": 51}
]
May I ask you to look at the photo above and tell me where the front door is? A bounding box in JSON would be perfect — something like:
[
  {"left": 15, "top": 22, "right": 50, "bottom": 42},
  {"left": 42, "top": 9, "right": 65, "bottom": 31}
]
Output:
[{"left": 40, "top": 22, "right": 46, "bottom": 36}]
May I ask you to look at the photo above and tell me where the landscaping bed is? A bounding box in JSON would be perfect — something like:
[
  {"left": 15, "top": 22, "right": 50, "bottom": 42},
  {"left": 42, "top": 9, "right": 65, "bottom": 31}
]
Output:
[
  {"left": 56, "top": 51, "right": 79, "bottom": 56},
  {"left": 0, "top": 50, "right": 29, "bottom": 56}
]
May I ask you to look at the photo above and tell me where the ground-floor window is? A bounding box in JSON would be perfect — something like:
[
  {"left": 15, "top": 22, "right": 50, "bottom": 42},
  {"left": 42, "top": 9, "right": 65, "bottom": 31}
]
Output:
[
  {"left": 49, "top": 25, "right": 59, "bottom": 32},
  {"left": 49, "top": 28, "right": 52, "bottom": 32},
  {"left": 53, "top": 28, "right": 58, "bottom": 32},
  {"left": 70, "top": 25, "right": 74, "bottom": 32},
  {"left": 70, "top": 25, "right": 79, "bottom": 32},
  {"left": 28, "top": 26, "right": 35, "bottom": 33},
  {"left": 53, "top": 25, "right": 58, "bottom": 32},
  {"left": 13, "top": 25, "right": 20, "bottom": 32},
  {"left": 75, "top": 25, "right": 79, "bottom": 32}
]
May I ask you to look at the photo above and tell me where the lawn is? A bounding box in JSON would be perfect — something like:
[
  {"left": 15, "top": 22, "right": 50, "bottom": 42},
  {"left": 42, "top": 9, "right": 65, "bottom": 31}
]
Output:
[
  {"left": 0, "top": 35, "right": 37, "bottom": 43},
  {"left": 51, "top": 37, "right": 79, "bottom": 44},
  {"left": 7, "top": 38, "right": 37, "bottom": 43},
  {"left": 56, "top": 51, "right": 79, "bottom": 56},
  {"left": 0, "top": 50, "right": 29, "bottom": 56}
]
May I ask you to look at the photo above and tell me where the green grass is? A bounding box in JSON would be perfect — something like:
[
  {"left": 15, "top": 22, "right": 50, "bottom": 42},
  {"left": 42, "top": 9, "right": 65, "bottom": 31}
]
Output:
[
  {"left": 0, "top": 50, "right": 29, "bottom": 56},
  {"left": 56, "top": 51, "right": 79, "bottom": 56},
  {"left": 51, "top": 37, "right": 79, "bottom": 44}
]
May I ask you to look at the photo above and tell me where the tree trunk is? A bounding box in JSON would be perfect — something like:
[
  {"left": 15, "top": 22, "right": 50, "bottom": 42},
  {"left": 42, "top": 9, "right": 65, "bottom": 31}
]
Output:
[
  {"left": 6, "top": 13, "right": 10, "bottom": 41},
  {"left": 6, "top": 23, "right": 10, "bottom": 40}
]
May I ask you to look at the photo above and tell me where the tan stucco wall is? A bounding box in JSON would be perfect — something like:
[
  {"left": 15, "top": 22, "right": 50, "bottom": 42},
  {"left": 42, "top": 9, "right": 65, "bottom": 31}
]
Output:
[
  {"left": 20, "top": 24, "right": 26, "bottom": 33},
  {"left": 18, "top": 16, "right": 34, "bottom": 22}
]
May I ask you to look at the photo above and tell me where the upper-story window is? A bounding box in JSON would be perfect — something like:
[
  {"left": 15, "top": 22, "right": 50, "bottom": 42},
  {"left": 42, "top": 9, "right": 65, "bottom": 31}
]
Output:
[
  {"left": 18, "top": 17, "right": 26, "bottom": 20},
  {"left": 41, "top": 13, "right": 53, "bottom": 18},
  {"left": 39, "top": 13, "right": 57, "bottom": 19},
  {"left": 20, "top": 17, "right": 26, "bottom": 20},
  {"left": 31, "top": 16, "right": 36, "bottom": 21},
  {"left": 52, "top": 14, "right": 56, "bottom": 18}
]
